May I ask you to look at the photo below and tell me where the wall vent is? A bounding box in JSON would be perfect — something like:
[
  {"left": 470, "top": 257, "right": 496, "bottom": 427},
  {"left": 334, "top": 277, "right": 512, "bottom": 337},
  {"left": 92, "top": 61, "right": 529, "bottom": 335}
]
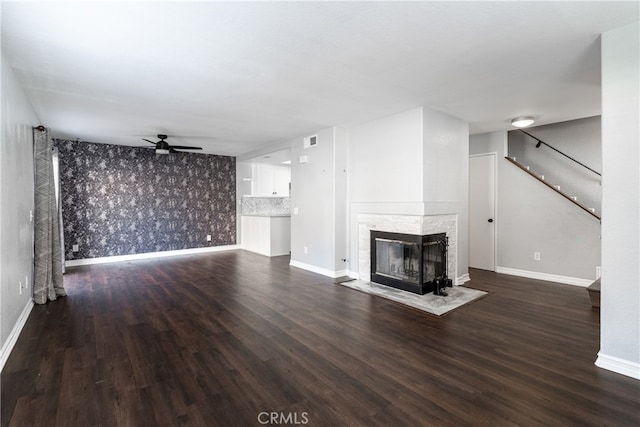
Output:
[{"left": 303, "top": 134, "right": 318, "bottom": 149}]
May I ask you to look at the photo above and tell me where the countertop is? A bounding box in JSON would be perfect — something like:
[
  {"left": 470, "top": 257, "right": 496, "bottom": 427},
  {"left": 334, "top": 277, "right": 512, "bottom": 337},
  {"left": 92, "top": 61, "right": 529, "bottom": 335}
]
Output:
[
  {"left": 241, "top": 214, "right": 291, "bottom": 217},
  {"left": 242, "top": 195, "right": 290, "bottom": 198}
]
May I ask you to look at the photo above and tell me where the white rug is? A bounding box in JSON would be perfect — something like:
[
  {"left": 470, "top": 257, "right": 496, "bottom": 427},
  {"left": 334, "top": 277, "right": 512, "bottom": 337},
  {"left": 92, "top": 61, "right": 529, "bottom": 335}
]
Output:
[{"left": 338, "top": 279, "right": 488, "bottom": 316}]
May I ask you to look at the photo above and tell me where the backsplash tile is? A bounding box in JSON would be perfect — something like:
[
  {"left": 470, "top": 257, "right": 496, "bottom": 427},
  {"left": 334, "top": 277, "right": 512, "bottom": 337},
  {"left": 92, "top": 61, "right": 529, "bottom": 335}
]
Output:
[{"left": 241, "top": 196, "right": 291, "bottom": 216}]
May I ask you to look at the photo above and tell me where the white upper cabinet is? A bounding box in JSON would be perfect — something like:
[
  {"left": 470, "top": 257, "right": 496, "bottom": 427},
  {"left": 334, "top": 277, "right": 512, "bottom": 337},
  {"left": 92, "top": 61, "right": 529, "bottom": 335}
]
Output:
[{"left": 251, "top": 163, "right": 291, "bottom": 196}]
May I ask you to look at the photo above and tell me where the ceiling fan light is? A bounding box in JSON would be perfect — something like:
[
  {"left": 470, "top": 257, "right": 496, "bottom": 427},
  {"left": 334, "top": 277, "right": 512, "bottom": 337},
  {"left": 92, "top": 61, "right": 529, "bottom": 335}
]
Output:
[
  {"left": 511, "top": 117, "right": 535, "bottom": 128},
  {"left": 156, "top": 148, "right": 170, "bottom": 155}
]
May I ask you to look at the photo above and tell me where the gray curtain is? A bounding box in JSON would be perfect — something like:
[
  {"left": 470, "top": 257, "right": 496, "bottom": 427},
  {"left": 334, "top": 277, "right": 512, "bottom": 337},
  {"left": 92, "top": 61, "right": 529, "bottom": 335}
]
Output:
[
  {"left": 51, "top": 146, "right": 66, "bottom": 273},
  {"left": 33, "top": 127, "right": 66, "bottom": 304}
]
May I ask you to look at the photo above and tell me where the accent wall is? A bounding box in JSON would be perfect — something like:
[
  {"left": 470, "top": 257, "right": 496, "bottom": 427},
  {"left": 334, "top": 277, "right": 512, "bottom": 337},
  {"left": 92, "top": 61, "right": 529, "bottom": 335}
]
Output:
[{"left": 55, "top": 140, "right": 236, "bottom": 260}]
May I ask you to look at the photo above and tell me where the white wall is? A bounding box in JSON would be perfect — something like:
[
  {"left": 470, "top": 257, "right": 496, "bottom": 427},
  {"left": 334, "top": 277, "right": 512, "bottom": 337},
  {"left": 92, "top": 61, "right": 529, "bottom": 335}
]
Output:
[
  {"left": 423, "top": 109, "right": 468, "bottom": 204},
  {"left": 470, "top": 130, "right": 506, "bottom": 156},
  {"left": 349, "top": 107, "right": 424, "bottom": 203},
  {"left": 499, "top": 157, "right": 601, "bottom": 280},
  {"left": 470, "top": 131, "right": 601, "bottom": 283},
  {"left": 598, "top": 21, "right": 640, "bottom": 379},
  {"left": 1, "top": 52, "right": 38, "bottom": 366},
  {"left": 333, "top": 127, "right": 348, "bottom": 272},
  {"left": 290, "top": 126, "right": 347, "bottom": 276}
]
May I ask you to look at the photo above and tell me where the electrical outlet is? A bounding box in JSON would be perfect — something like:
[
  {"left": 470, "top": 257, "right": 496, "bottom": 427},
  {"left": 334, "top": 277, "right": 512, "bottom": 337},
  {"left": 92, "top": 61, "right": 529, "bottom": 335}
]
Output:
[
  {"left": 206, "top": 234, "right": 212, "bottom": 242},
  {"left": 72, "top": 244, "right": 79, "bottom": 252},
  {"left": 534, "top": 252, "right": 541, "bottom": 261},
  {"left": 303, "top": 246, "right": 308, "bottom": 255},
  {"left": 19, "top": 281, "right": 22, "bottom": 295},
  {"left": 25, "top": 275, "right": 29, "bottom": 289}
]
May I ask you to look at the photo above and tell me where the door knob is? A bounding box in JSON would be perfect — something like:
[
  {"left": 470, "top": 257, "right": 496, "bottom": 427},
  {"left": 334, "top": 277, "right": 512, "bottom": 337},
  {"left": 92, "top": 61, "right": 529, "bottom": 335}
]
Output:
[{"left": 488, "top": 218, "right": 494, "bottom": 223}]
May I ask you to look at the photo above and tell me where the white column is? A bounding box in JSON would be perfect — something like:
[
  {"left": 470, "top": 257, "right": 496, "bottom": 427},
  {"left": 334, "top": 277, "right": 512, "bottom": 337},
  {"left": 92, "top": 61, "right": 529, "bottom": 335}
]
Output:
[{"left": 598, "top": 21, "right": 640, "bottom": 380}]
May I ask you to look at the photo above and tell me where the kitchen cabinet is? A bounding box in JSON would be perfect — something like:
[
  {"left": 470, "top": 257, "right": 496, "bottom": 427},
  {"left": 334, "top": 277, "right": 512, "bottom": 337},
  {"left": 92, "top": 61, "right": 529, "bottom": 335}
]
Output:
[
  {"left": 252, "top": 163, "right": 290, "bottom": 196},
  {"left": 241, "top": 215, "right": 291, "bottom": 257}
]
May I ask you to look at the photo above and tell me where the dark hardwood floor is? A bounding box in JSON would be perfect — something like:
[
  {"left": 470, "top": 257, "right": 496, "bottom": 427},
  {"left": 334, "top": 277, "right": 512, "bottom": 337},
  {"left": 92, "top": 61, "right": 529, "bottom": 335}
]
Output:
[{"left": 2, "top": 250, "right": 639, "bottom": 426}]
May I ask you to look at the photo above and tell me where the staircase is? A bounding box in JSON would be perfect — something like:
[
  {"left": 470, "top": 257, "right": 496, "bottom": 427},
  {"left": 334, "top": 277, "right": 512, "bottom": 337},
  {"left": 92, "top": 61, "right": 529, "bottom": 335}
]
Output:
[
  {"left": 507, "top": 129, "right": 601, "bottom": 221},
  {"left": 587, "top": 278, "right": 601, "bottom": 308},
  {"left": 505, "top": 156, "right": 601, "bottom": 220}
]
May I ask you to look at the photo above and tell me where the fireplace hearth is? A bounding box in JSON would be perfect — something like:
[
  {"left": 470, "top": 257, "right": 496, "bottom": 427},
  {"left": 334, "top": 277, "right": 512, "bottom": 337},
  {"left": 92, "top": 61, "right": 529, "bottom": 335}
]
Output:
[{"left": 370, "top": 230, "right": 452, "bottom": 295}]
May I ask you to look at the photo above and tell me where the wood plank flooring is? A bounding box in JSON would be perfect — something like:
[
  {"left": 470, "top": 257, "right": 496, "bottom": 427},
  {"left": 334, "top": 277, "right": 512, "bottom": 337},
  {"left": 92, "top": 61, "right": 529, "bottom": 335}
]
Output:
[{"left": 2, "top": 250, "right": 639, "bottom": 426}]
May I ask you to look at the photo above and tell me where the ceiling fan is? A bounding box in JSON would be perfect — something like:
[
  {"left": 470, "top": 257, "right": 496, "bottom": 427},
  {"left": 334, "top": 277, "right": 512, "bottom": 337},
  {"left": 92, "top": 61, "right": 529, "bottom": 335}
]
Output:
[{"left": 142, "top": 134, "right": 202, "bottom": 155}]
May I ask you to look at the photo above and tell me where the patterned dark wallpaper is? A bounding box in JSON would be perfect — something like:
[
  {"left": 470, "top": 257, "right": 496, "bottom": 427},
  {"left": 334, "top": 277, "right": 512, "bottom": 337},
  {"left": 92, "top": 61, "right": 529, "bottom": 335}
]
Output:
[{"left": 54, "top": 139, "right": 236, "bottom": 260}]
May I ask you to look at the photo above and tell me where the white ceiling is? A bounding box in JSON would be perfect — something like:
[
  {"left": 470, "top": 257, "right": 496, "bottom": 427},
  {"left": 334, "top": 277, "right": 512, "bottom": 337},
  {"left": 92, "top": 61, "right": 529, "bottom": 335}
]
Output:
[{"left": 2, "top": 1, "right": 638, "bottom": 156}]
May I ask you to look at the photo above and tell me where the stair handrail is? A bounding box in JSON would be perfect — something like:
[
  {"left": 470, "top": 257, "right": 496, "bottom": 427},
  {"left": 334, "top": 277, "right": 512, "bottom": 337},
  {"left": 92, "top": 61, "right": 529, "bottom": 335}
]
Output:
[
  {"left": 517, "top": 129, "right": 602, "bottom": 177},
  {"left": 505, "top": 156, "right": 601, "bottom": 220}
]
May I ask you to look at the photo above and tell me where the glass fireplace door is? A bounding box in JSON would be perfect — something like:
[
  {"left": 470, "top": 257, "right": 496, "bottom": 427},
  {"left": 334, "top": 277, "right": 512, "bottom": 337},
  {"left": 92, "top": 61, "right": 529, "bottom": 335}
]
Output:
[
  {"left": 374, "top": 238, "right": 420, "bottom": 285},
  {"left": 370, "top": 231, "right": 447, "bottom": 295}
]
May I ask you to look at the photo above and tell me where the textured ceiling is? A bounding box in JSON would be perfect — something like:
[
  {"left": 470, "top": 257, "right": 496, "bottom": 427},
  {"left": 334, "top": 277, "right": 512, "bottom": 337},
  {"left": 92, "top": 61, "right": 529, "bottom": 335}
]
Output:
[{"left": 2, "top": 1, "right": 638, "bottom": 156}]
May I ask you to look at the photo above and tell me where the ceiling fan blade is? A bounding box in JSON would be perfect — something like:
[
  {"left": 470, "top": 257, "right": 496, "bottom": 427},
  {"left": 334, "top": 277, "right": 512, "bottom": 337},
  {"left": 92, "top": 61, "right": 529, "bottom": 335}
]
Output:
[
  {"left": 170, "top": 145, "right": 202, "bottom": 150},
  {"left": 142, "top": 138, "right": 157, "bottom": 145}
]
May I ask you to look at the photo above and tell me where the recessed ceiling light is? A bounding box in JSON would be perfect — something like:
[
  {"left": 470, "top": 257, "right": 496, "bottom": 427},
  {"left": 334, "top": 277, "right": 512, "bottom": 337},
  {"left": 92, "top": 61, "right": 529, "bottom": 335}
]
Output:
[{"left": 511, "top": 117, "right": 535, "bottom": 128}]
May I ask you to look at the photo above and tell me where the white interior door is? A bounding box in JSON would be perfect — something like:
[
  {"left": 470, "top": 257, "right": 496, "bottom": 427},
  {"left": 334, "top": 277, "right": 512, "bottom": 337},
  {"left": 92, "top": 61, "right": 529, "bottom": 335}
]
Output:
[{"left": 469, "top": 154, "right": 496, "bottom": 271}]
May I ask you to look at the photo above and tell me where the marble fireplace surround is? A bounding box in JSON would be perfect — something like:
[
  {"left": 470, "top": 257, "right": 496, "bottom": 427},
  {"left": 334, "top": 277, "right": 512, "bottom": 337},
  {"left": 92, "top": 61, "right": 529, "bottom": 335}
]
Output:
[{"left": 358, "top": 213, "right": 458, "bottom": 284}]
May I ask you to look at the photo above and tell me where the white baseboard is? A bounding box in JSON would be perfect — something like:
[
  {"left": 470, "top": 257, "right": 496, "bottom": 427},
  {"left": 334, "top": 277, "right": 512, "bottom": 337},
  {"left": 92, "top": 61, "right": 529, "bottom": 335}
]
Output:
[
  {"left": 496, "top": 266, "right": 593, "bottom": 287},
  {"left": 457, "top": 273, "right": 471, "bottom": 285},
  {"left": 595, "top": 352, "right": 640, "bottom": 380},
  {"left": 240, "top": 246, "right": 291, "bottom": 257},
  {"left": 0, "top": 299, "right": 34, "bottom": 373},
  {"left": 65, "top": 244, "right": 240, "bottom": 267},
  {"left": 289, "top": 260, "right": 348, "bottom": 279},
  {"left": 334, "top": 269, "right": 349, "bottom": 278}
]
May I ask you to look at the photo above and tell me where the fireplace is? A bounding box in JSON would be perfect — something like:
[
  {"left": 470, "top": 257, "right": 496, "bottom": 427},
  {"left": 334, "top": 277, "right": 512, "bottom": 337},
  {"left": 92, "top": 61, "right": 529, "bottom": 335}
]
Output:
[{"left": 370, "top": 231, "right": 451, "bottom": 295}]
